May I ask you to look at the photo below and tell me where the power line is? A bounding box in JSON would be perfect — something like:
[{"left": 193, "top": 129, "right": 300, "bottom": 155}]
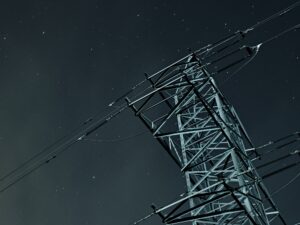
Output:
[
  {"left": 270, "top": 170, "right": 300, "bottom": 197},
  {"left": 0, "top": 0, "right": 298, "bottom": 201},
  {"left": 81, "top": 131, "right": 148, "bottom": 143}
]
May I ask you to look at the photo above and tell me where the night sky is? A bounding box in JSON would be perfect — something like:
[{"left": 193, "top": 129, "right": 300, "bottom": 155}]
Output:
[{"left": 0, "top": 0, "right": 299, "bottom": 225}]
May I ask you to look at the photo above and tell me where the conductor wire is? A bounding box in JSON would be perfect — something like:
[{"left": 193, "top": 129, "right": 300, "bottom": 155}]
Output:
[{"left": 270, "top": 170, "right": 300, "bottom": 197}]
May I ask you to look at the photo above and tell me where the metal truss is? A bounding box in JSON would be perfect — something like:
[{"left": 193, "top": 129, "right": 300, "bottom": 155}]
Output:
[
  {"left": 0, "top": 3, "right": 298, "bottom": 225},
  {"left": 125, "top": 51, "right": 287, "bottom": 225}
]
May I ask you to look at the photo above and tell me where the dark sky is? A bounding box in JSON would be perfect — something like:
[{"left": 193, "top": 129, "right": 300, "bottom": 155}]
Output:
[{"left": 0, "top": 0, "right": 299, "bottom": 225}]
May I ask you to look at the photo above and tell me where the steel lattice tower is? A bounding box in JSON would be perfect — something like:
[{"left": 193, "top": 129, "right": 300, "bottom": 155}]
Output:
[
  {"left": 0, "top": 3, "right": 298, "bottom": 225},
  {"left": 126, "top": 43, "right": 286, "bottom": 224}
]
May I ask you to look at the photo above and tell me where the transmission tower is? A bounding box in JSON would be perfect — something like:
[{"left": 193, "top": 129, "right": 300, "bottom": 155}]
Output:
[
  {"left": 123, "top": 4, "right": 300, "bottom": 221},
  {"left": 125, "top": 44, "right": 284, "bottom": 224},
  {"left": 0, "top": 2, "right": 299, "bottom": 225}
]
